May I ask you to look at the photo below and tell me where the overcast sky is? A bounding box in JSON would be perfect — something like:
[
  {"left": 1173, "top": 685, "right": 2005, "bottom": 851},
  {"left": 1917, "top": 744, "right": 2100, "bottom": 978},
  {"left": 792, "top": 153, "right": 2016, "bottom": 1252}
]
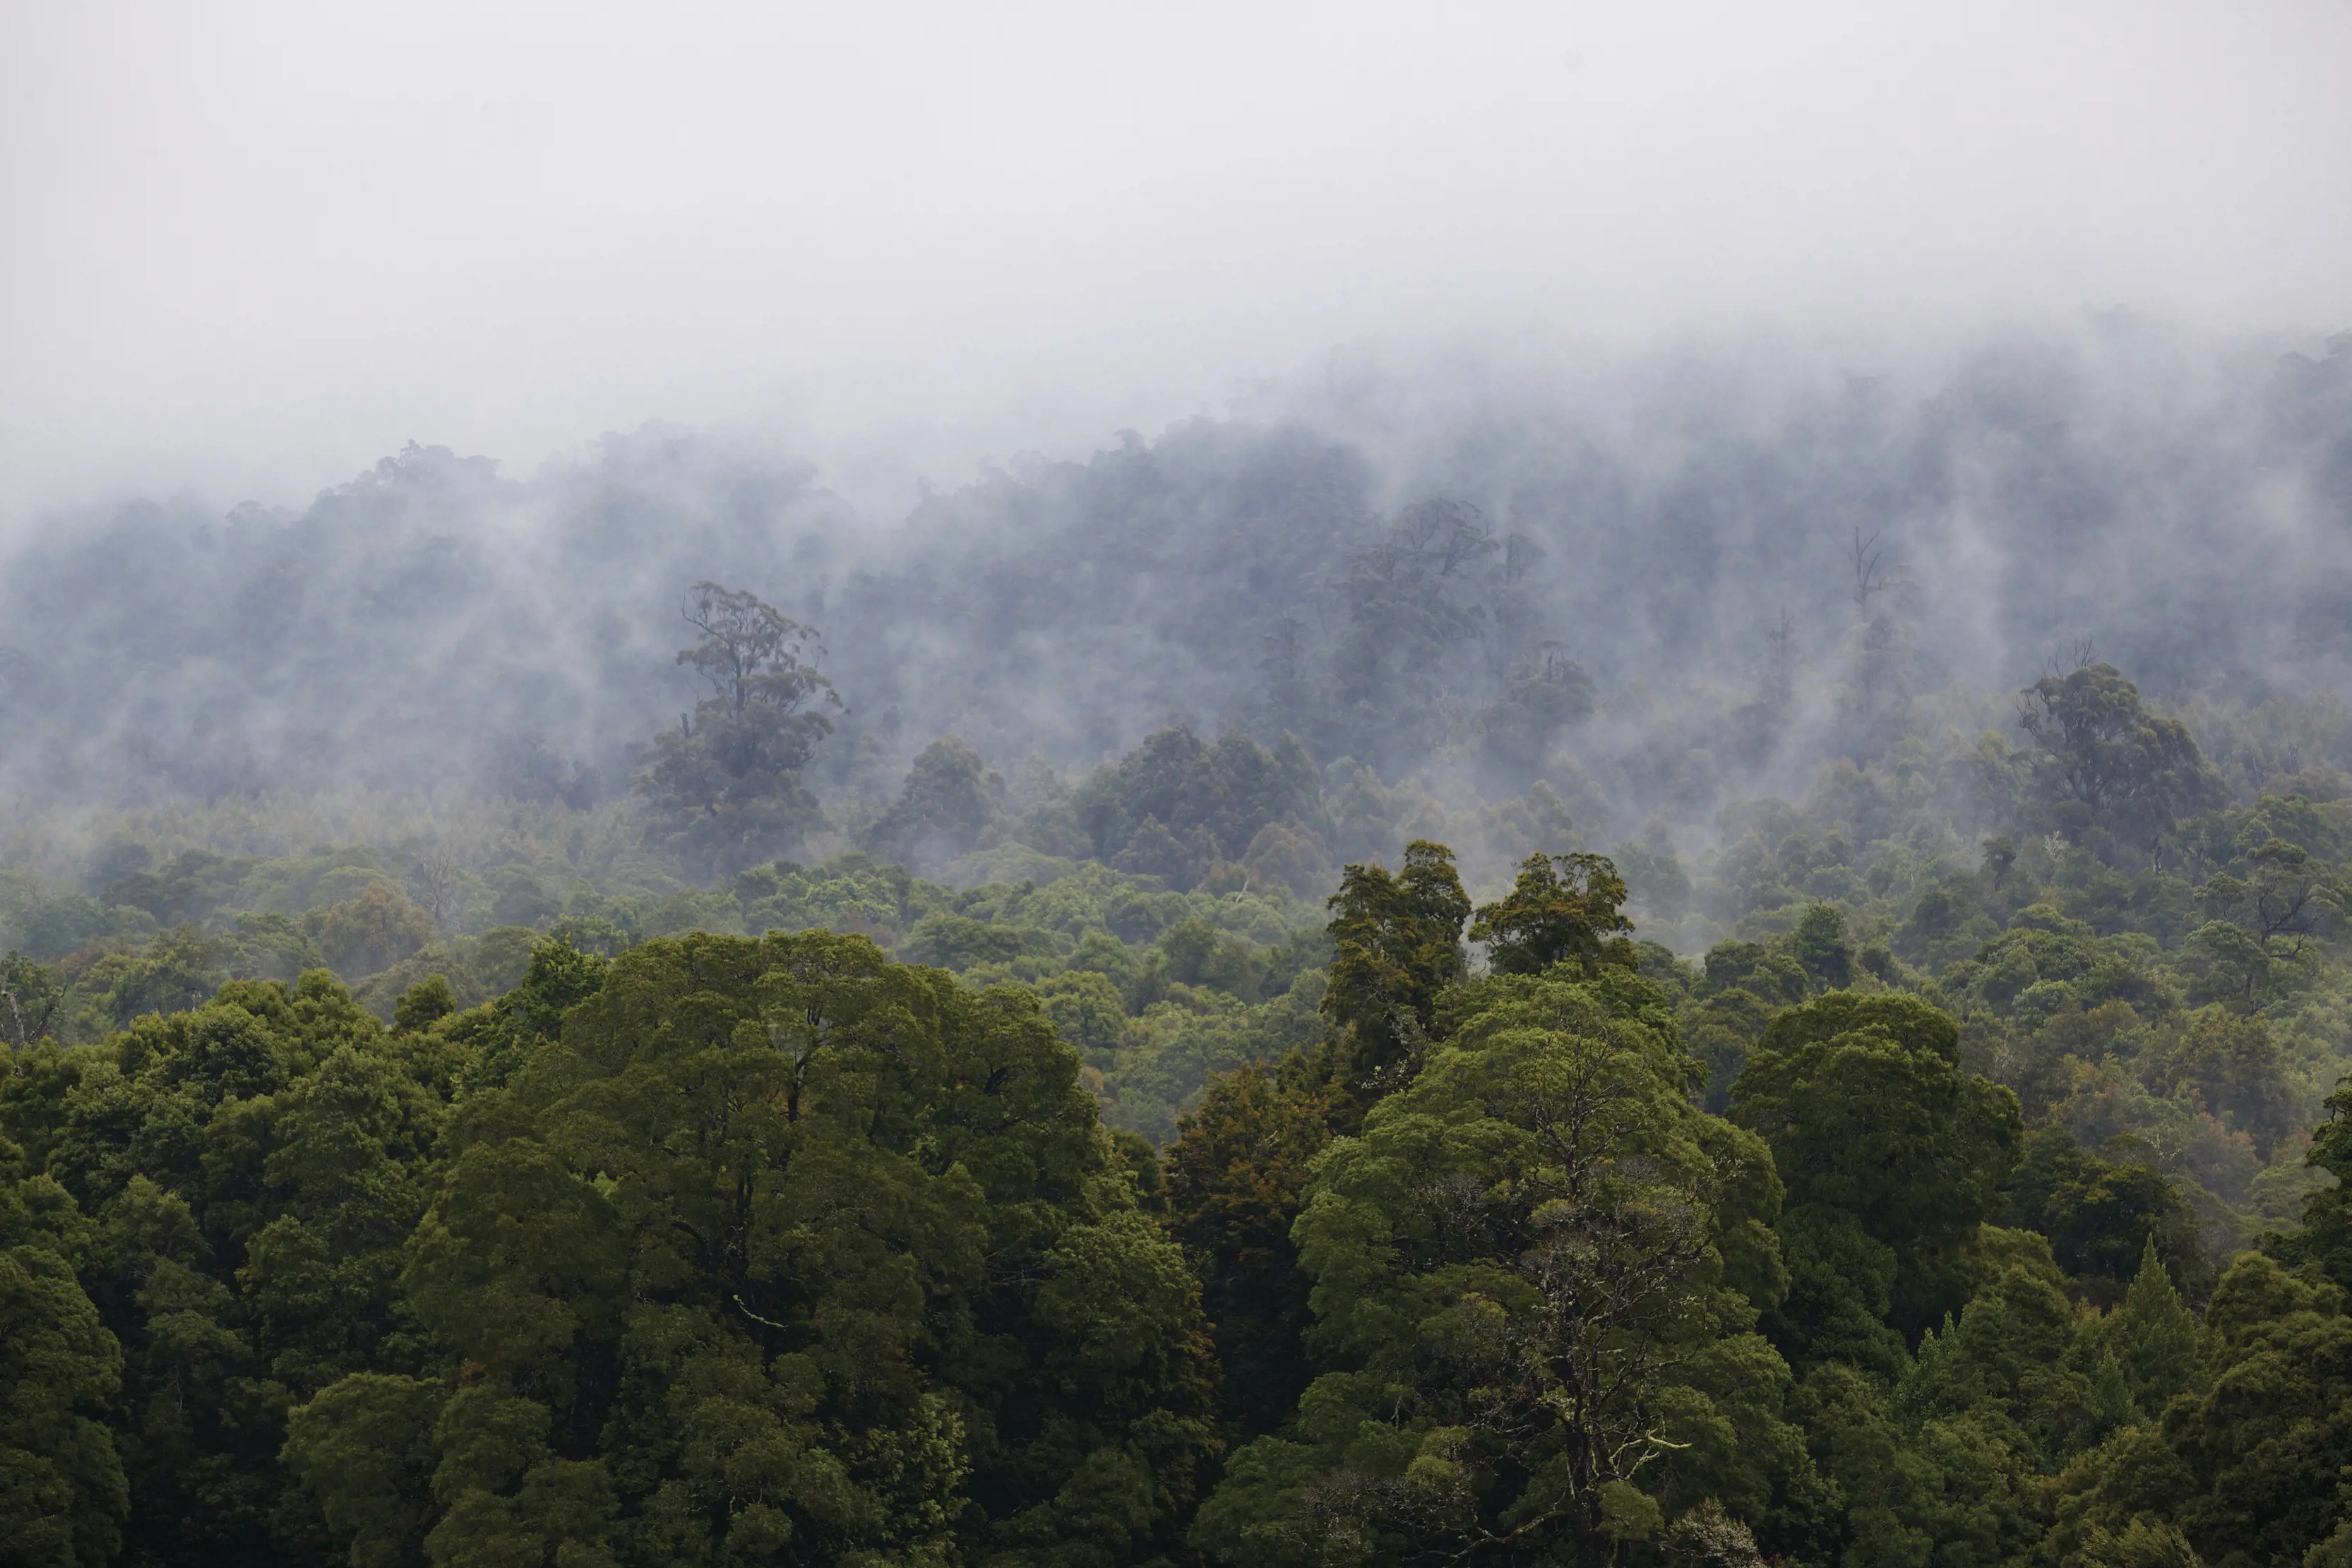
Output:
[{"left": 5, "top": 0, "right": 2350, "bottom": 523}]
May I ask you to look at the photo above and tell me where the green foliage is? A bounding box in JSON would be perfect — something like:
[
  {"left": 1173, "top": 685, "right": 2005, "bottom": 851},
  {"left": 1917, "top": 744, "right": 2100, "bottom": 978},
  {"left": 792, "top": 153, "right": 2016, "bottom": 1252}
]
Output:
[
  {"left": 305, "top": 884, "right": 436, "bottom": 978},
  {"left": 2010, "top": 1127, "right": 2207, "bottom": 1303},
  {"left": 311, "top": 930, "right": 1220, "bottom": 1568},
  {"left": 390, "top": 976, "right": 456, "bottom": 1036},
  {"left": 438, "top": 938, "right": 610, "bottom": 1094},
  {"left": 864, "top": 735, "right": 1003, "bottom": 870},
  {"left": 1702, "top": 940, "right": 1809, "bottom": 1007},
  {"left": 1319, "top": 840, "right": 1471, "bottom": 1102},
  {"left": 635, "top": 583, "right": 842, "bottom": 878},
  {"left": 1049, "top": 726, "right": 1323, "bottom": 894},
  {"left": 1162, "top": 1064, "right": 1333, "bottom": 1437},
  {"left": 2019, "top": 662, "right": 2225, "bottom": 863},
  {"left": 1476, "top": 640, "right": 1596, "bottom": 786},
  {"left": 6, "top": 779, "right": 2352, "bottom": 1566},
  {"left": 1, "top": 950, "right": 66, "bottom": 1048},
  {"left": 280, "top": 1374, "right": 441, "bottom": 1568},
  {"left": 1195, "top": 968, "right": 1800, "bottom": 1567},
  {"left": 1096, "top": 975, "right": 1326, "bottom": 1144},
  {"left": 20, "top": 969, "right": 439, "bottom": 1565},
  {"left": 1466, "top": 850, "right": 1635, "bottom": 978},
  {"left": 16, "top": 352, "right": 2352, "bottom": 1564},
  {"left": 2161, "top": 1252, "right": 2352, "bottom": 1563},
  {"left": 2102, "top": 1238, "right": 2199, "bottom": 1415},
  {"left": 1786, "top": 902, "right": 1856, "bottom": 992},
  {"left": 1730, "top": 992, "right": 2022, "bottom": 1332},
  {"left": 0, "top": 1136, "right": 127, "bottom": 1566},
  {"left": 2281, "top": 1074, "right": 2352, "bottom": 1288}
]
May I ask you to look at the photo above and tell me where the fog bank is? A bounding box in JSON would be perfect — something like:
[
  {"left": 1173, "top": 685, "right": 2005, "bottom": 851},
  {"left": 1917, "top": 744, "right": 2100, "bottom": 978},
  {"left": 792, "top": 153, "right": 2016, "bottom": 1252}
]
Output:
[{"left": 6, "top": 1, "right": 2351, "bottom": 523}]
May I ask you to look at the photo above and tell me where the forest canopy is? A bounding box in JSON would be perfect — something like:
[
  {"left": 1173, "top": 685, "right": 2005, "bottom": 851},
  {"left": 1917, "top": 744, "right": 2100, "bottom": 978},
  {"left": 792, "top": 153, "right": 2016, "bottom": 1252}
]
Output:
[
  {"left": 3, "top": 325, "right": 2352, "bottom": 1563},
  {"left": 6, "top": 799, "right": 2352, "bottom": 1565}
]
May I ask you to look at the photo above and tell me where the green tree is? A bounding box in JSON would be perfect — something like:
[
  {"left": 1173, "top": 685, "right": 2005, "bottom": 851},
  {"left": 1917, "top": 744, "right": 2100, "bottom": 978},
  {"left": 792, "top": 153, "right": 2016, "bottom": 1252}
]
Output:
[
  {"left": 866, "top": 735, "right": 1001, "bottom": 870},
  {"left": 1319, "top": 841, "right": 1472, "bottom": 1105},
  {"left": 1905, "top": 1245, "right": 2108, "bottom": 1468},
  {"left": 1796, "top": 1240, "right": 2108, "bottom": 1566},
  {"left": 2278, "top": 1071, "right": 2352, "bottom": 1290},
  {"left": 2017, "top": 662, "right": 2223, "bottom": 865},
  {"left": 1061, "top": 726, "right": 1320, "bottom": 886},
  {"left": 301, "top": 930, "right": 1219, "bottom": 1568},
  {"left": 1685, "top": 987, "right": 1775, "bottom": 1115},
  {"left": 281, "top": 1372, "right": 441, "bottom": 1568},
  {"left": 1467, "top": 851, "right": 1636, "bottom": 978},
  {"left": 39, "top": 969, "right": 434, "bottom": 1567},
  {"left": 2007, "top": 1128, "right": 2204, "bottom": 1303},
  {"left": 2079, "top": 1519, "right": 2204, "bottom": 1568},
  {"left": 390, "top": 976, "right": 456, "bottom": 1036},
  {"left": 1032, "top": 969, "right": 1130, "bottom": 1066},
  {"left": 305, "top": 883, "right": 437, "bottom": 980},
  {"left": 2196, "top": 835, "right": 2340, "bottom": 952},
  {"left": 436, "top": 939, "right": 610, "bottom": 1094},
  {"left": 0, "top": 952, "right": 64, "bottom": 1051},
  {"left": 76, "top": 925, "right": 226, "bottom": 1029},
  {"left": 1326, "top": 501, "right": 1498, "bottom": 767},
  {"left": 1162, "top": 1064, "right": 1334, "bottom": 1437},
  {"left": 2099, "top": 1237, "right": 2199, "bottom": 1418},
  {"left": 1700, "top": 940, "right": 1808, "bottom": 1007},
  {"left": 0, "top": 1136, "right": 127, "bottom": 1566},
  {"left": 1786, "top": 904, "right": 1853, "bottom": 993},
  {"left": 2151, "top": 1007, "right": 2297, "bottom": 1158},
  {"left": 1194, "top": 970, "right": 1798, "bottom": 1567},
  {"left": 1475, "top": 642, "right": 1594, "bottom": 784},
  {"left": 635, "top": 583, "right": 842, "bottom": 878},
  {"left": 2161, "top": 1252, "right": 2352, "bottom": 1564},
  {"left": 1729, "top": 993, "right": 2022, "bottom": 1335}
]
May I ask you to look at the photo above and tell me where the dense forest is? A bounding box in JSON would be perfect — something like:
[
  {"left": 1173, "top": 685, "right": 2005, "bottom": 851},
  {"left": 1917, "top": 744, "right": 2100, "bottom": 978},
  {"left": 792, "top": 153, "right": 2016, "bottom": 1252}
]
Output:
[{"left": 5, "top": 323, "right": 2352, "bottom": 1564}]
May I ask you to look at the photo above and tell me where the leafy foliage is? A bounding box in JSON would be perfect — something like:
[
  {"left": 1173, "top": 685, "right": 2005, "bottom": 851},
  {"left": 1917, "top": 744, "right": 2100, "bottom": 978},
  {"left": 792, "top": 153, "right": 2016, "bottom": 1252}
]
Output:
[
  {"left": 1468, "top": 850, "right": 1637, "bottom": 978},
  {"left": 1194, "top": 967, "right": 1796, "bottom": 1566},
  {"left": 1161, "top": 1064, "right": 1332, "bottom": 1437},
  {"left": 1730, "top": 992, "right": 2023, "bottom": 1332},
  {"left": 1, "top": 818, "right": 2352, "bottom": 1564},
  {"left": 1318, "top": 840, "right": 1472, "bottom": 1106},
  {"left": 2019, "top": 663, "right": 2224, "bottom": 863},
  {"left": 635, "top": 584, "right": 842, "bottom": 878}
]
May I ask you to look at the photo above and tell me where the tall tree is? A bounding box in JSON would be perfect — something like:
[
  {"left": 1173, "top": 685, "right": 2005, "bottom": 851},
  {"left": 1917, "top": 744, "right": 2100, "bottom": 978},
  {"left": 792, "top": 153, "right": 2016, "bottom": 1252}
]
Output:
[
  {"left": 1729, "top": 993, "right": 2022, "bottom": 1336},
  {"left": 1319, "top": 840, "right": 1472, "bottom": 1108},
  {"left": 2017, "top": 662, "right": 2222, "bottom": 865},
  {"left": 1326, "top": 501, "right": 1498, "bottom": 770},
  {"left": 1467, "top": 851, "right": 1636, "bottom": 978},
  {"left": 2278, "top": 1072, "right": 2352, "bottom": 1290},
  {"left": 2160, "top": 1252, "right": 2352, "bottom": 1564},
  {"left": 1192, "top": 969, "right": 1797, "bottom": 1567},
  {"left": 1475, "top": 641, "right": 1593, "bottom": 788},
  {"left": 635, "top": 583, "right": 842, "bottom": 878},
  {"left": 39, "top": 970, "right": 437, "bottom": 1568},
  {"left": 0, "top": 951, "right": 64, "bottom": 1051},
  {"left": 292, "top": 930, "right": 1220, "bottom": 1568},
  {"left": 1161, "top": 1064, "right": 1334, "bottom": 1438}
]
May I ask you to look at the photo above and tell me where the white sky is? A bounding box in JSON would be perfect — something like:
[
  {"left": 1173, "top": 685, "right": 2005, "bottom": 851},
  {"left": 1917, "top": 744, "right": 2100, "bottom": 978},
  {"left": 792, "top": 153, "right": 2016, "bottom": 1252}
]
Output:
[{"left": 5, "top": 0, "right": 2351, "bottom": 522}]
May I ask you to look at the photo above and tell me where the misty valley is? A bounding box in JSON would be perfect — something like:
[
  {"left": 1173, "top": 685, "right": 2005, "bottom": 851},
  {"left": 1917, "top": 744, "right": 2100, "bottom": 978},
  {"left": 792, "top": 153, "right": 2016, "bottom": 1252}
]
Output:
[{"left": 7, "top": 325, "right": 2352, "bottom": 1567}]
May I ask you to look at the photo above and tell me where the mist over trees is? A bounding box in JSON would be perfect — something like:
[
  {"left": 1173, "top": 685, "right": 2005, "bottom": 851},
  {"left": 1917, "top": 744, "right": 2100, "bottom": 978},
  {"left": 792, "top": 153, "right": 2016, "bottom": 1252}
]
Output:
[
  {"left": 7, "top": 319, "right": 2352, "bottom": 1563},
  {"left": 1, "top": 321, "right": 2348, "bottom": 844},
  {"left": 635, "top": 582, "right": 841, "bottom": 878}
]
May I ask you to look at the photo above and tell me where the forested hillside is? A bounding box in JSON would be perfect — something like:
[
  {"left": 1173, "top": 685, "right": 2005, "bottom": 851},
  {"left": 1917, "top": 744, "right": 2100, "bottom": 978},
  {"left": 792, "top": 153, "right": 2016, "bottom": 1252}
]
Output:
[
  {"left": 6, "top": 323, "right": 2351, "bottom": 821},
  {"left": 4, "top": 323, "right": 2352, "bottom": 1564}
]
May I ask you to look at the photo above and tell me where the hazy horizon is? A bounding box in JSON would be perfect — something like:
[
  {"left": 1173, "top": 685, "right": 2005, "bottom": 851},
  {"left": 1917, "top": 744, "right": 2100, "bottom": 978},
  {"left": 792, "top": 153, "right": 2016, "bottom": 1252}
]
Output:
[{"left": 7, "top": 1, "right": 2351, "bottom": 526}]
